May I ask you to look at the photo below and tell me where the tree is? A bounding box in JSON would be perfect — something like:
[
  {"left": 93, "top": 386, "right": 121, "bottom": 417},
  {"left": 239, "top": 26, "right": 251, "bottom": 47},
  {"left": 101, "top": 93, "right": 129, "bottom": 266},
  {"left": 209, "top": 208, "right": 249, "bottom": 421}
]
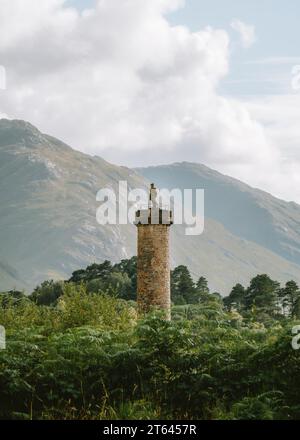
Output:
[
  {"left": 113, "top": 257, "right": 137, "bottom": 300},
  {"left": 194, "top": 276, "right": 209, "bottom": 302},
  {"left": 171, "top": 265, "right": 196, "bottom": 304},
  {"left": 197, "top": 276, "right": 209, "bottom": 294},
  {"left": 30, "top": 280, "right": 64, "bottom": 306},
  {"left": 114, "top": 257, "right": 137, "bottom": 282},
  {"left": 0, "top": 290, "right": 26, "bottom": 307},
  {"left": 193, "top": 276, "right": 213, "bottom": 304},
  {"left": 87, "top": 272, "right": 132, "bottom": 300},
  {"left": 279, "top": 280, "right": 300, "bottom": 318},
  {"left": 244, "top": 275, "right": 280, "bottom": 318},
  {"left": 69, "top": 261, "right": 113, "bottom": 283},
  {"left": 68, "top": 258, "right": 138, "bottom": 301},
  {"left": 224, "top": 283, "right": 245, "bottom": 312}
]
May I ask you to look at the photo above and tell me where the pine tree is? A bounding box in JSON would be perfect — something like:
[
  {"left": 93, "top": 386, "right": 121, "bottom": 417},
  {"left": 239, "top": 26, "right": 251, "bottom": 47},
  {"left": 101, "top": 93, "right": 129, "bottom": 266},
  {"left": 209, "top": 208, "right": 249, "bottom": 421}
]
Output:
[
  {"left": 279, "top": 280, "right": 300, "bottom": 318},
  {"left": 223, "top": 283, "right": 245, "bottom": 312},
  {"left": 244, "top": 274, "right": 280, "bottom": 317},
  {"left": 171, "top": 265, "right": 196, "bottom": 304},
  {"left": 196, "top": 276, "right": 210, "bottom": 303}
]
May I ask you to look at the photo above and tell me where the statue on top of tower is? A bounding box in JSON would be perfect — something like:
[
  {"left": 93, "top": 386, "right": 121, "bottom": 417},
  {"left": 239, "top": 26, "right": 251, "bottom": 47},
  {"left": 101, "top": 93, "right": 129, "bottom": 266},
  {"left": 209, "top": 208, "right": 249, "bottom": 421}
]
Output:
[{"left": 149, "top": 183, "right": 159, "bottom": 208}]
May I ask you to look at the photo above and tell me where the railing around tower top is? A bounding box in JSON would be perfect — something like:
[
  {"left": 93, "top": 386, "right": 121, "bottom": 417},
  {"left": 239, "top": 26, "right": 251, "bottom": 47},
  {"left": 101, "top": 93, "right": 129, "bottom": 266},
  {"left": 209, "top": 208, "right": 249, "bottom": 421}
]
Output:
[
  {"left": 135, "top": 205, "right": 173, "bottom": 225},
  {"left": 136, "top": 203, "right": 172, "bottom": 211}
]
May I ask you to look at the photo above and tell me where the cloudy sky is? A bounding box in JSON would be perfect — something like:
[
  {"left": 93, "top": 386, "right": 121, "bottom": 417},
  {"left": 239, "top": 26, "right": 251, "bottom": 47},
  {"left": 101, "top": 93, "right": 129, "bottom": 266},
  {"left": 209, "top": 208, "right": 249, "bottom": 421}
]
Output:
[{"left": 0, "top": 0, "right": 300, "bottom": 203}]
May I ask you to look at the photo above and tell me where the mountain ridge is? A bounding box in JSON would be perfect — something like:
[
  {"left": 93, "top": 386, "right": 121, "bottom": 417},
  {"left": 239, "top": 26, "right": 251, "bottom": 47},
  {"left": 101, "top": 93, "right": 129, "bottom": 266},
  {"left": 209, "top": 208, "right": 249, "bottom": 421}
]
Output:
[
  {"left": 139, "top": 161, "right": 300, "bottom": 205},
  {"left": 137, "top": 162, "right": 300, "bottom": 267}
]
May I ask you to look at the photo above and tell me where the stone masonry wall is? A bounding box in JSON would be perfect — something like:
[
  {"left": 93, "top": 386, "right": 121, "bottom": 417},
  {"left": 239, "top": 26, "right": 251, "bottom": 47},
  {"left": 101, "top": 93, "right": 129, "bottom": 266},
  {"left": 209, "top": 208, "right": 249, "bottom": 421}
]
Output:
[{"left": 137, "top": 224, "right": 171, "bottom": 320}]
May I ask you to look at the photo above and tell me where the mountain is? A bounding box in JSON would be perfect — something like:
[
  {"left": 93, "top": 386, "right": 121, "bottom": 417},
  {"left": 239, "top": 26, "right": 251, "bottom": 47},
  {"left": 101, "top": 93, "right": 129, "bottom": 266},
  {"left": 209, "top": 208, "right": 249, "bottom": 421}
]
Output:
[
  {"left": 0, "top": 119, "right": 144, "bottom": 290},
  {"left": 0, "top": 259, "right": 25, "bottom": 291},
  {"left": 0, "top": 119, "right": 299, "bottom": 294},
  {"left": 137, "top": 162, "right": 300, "bottom": 267}
]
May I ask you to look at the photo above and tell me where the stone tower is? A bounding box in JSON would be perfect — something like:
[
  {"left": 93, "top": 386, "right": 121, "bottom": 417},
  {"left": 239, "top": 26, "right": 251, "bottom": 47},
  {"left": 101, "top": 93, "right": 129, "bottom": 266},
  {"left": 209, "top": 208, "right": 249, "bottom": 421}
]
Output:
[{"left": 135, "top": 184, "right": 173, "bottom": 320}]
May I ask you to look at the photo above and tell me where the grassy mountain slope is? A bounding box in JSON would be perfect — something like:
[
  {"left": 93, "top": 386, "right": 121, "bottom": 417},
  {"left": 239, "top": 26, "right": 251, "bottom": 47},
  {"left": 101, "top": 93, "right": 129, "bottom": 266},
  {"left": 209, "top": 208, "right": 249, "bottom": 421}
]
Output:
[
  {"left": 0, "top": 119, "right": 143, "bottom": 289},
  {"left": 0, "top": 259, "right": 25, "bottom": 291}
]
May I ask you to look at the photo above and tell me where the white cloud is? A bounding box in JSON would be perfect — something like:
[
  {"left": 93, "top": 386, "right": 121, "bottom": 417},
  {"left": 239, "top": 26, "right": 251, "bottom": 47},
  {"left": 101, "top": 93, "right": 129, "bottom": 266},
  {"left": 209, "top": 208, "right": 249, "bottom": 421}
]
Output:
[
  {"left": 246, "top": 57, "right": 300, "bottom": 66},
  {"left": 0, "top": 0, "right": 299, "bottom": 203},
  {"left": 231, "top": 19, "right": 256, "bottom": 48},
  {"left": 244, "top": 94, "right": 300, "bottom": 202}
]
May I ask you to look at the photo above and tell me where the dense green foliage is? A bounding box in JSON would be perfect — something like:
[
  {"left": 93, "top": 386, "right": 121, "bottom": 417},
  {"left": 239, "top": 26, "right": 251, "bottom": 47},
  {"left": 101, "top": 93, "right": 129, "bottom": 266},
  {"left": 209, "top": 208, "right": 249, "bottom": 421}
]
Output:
[
  {"left": 30, "top": 259, "right": 137, "bottom": 306},
  {"left": 29, "top": 259, "right": 219, "bottom": 307},
  {"left": 1, "top": 260, "right": 300, "bottom": 420}
]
